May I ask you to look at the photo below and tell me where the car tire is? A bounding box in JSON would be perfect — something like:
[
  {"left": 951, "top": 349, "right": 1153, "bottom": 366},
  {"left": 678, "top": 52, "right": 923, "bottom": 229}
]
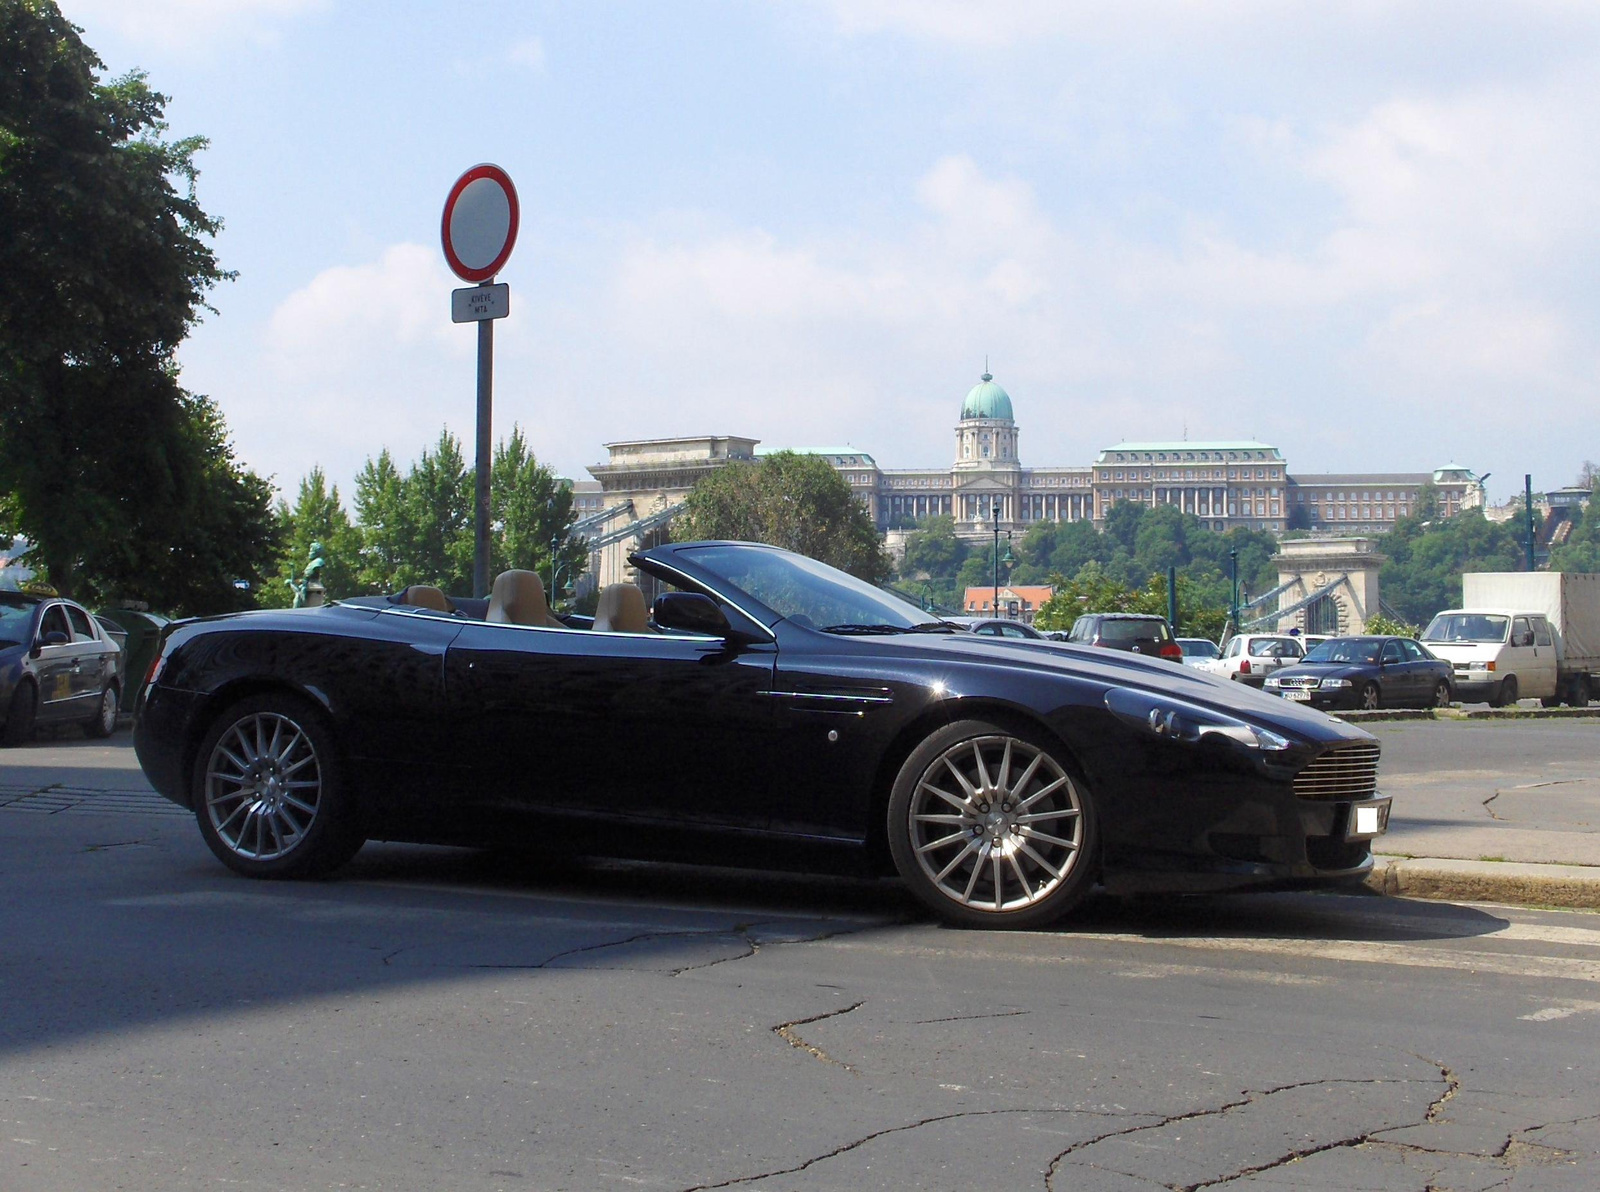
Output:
[
  {"left": 1360, "top": 682, "right": 1381, "bottom": 711},
  {"left": 1493, "top": 676, "right": 1519, "bottom": 708},
  {"left": 192, "top": 693, "right": 365, "bottom": 879},
  {"left": 83, "top": 684, "right": 119, "bottom": 738},
  {"left": 1432, "top": 681, "right": 1452, "bottom": 709},
  {"left": 1569, "top": 679, "right": 1591, "bottom": 709},
  {"left": 886, "top": 719, "right": 1098, "bottom": 929},
  {"left": 2, "top": 681, "right": 38, "bottom": 747}
]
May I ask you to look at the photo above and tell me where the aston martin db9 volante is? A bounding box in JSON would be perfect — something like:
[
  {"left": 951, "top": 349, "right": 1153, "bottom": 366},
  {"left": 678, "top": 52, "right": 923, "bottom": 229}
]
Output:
[{"left": 134, "top": 541, "right": 1389, "bottom": 928}]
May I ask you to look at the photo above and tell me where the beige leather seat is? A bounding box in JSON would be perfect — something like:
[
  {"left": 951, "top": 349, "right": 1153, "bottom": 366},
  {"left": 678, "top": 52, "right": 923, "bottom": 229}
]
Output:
[
  {"left": 487, "top": 569, "right": 563, "bottom": 628},
  {"left": 593, "top": 583, "right": 650, "bottom": 633},
  {"left": 401, "top": 585, "right": 451, "bottom": 612}
]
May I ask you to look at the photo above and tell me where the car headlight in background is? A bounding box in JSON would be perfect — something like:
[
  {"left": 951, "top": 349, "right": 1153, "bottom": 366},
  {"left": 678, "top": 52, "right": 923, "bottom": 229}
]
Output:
[
  {"left": 1104, "top": 687, "right": 1293, "bottom": 752},
  {"left": 1263, "top": 676, "right": 1280, "bottom": 688},
  {"left": 1319, "top": 678, "right": 1352, "bottom": 689}
]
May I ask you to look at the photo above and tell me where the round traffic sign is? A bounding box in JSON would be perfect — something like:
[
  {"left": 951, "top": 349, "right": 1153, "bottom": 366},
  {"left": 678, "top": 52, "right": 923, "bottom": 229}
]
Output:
[{"left": 441, "top": 164, "right": 520, "bottom": 283}]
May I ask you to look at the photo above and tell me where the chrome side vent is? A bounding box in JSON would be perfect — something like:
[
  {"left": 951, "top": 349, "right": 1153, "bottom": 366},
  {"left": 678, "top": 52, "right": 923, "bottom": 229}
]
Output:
[{"left": 1294, "top": 741, "right": 1380, "bottom": 801}]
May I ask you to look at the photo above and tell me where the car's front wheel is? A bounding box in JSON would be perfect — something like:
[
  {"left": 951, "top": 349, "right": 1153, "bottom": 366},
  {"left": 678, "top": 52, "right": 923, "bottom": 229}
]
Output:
[
  {"left": 887, "top": 720, "right": 1097, "bottom": 929},
  {"left": 1493, "top": 676, "right": 1519, "bottom": 708},
  {"left": 1360, "top": 682, "right": 1382, "bottom": 711},
  {"left": 192, "top": 694, "right": 365, "bottom": 879},
  {"left": 2, "top": 681, "right": 37, "bottom": 747}
]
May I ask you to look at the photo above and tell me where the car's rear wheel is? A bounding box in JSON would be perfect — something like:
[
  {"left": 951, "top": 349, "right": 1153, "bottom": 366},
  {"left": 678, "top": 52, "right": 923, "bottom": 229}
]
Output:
[
  {"left": 84, "top": 684, "right": 118, "bottom": 738},
  {"left": 1569, "top": 678, "right": 1591, "bottom": 709},
  {"left": 1493, "top": 676, "right": 1519, "bottom": 708},
  {"left": 2, "top": 681, "right": 37, "bottom": 747},
  {"left": 887, "top": 720, "right": 1097, "bottom": 929},
  {"left": 1360, "top": 682, "right": 1381, "bottom": 711},
  {"left": 1431, "top": 681, "right": 1452, "bottom": 709},
  {"left": 192, "top": 694, "right": 364, "bottom": 879}
]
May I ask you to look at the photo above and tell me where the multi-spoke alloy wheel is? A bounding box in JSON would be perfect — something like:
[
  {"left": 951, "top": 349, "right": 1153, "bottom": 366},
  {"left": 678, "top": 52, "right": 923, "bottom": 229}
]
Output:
[
  {"left": 192, "top": 695, "right": 364, "bottom": 878},
  {"left": 888, "top": 721, "right": 1096, "bottom": 928},
  {"left": 206, "top": 711, "right": 321, "bottom": 860}
]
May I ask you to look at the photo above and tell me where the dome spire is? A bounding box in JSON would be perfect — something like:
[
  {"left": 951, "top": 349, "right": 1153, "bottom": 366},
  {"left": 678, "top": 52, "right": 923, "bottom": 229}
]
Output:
[{"left": 983, "top": 355, "right": 991, "bottom": 383}]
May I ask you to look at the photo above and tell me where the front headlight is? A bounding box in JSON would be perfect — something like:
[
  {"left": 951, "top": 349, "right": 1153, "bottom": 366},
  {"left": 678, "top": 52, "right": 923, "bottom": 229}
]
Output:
[
  {"left": 1263, "top": 676, "right": 1280, "bottom": 687},
  {"left": 1319, "top": 678, "right": 1352, "bottom": 689},
  {"left": 1104, "top": 687, "right": 1293, "bottom": 752}
]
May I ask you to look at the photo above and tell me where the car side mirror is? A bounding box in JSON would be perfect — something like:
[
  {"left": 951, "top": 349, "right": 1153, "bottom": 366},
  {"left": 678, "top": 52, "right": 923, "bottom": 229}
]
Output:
[
  {"left": 653, "top": 592, "right": 733, "bottom": 637},
  {"left": 32, "top": 629, "right": 69, "bottom": 657}
]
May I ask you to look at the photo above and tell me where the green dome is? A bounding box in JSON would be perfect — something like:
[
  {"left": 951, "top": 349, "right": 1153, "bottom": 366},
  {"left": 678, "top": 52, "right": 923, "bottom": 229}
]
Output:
[{"left": 961, "top": 373, "right": 1013, "bottom": 421}]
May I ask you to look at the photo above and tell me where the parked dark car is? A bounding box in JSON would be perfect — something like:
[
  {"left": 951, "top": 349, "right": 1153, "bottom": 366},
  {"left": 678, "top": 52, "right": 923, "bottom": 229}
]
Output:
[
  {"left": 1263, "top": 636, "right": 1453, "bottom": 711},
  {"left": 1, "top": 588, "right": 124, "bottom": 744},
  {"left": 944, "top": 617, "right": 1047, "bottom": 640},
  {"left": 135, "top": 541, "right": 1390, "bottom": 929},
  {"left": 1065, "top": 613, "right": 1182, "bottom": 661}
]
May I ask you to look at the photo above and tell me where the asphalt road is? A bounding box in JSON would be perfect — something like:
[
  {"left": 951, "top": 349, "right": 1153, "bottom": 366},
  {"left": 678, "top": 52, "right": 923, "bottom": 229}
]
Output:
[{"left": 2, "top": 732, "right": 1598, "bottom": 1191}]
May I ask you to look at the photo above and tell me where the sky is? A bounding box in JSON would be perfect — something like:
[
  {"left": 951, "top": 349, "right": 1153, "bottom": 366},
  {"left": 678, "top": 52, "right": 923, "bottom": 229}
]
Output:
[{"left": 63, "top": 0, "right": 1600, "bottom": 508}]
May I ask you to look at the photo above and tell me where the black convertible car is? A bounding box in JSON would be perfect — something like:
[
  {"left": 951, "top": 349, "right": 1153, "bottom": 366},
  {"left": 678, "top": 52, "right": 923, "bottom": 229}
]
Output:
[{"left": 134, "top": 541, "right": 1390, "bottom": 928}]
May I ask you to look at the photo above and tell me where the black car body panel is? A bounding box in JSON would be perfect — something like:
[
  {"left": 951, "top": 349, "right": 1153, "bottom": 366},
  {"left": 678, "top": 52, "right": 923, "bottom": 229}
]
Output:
[{"left": 135, "top": 542, "right": 1385, "bottom": 896}]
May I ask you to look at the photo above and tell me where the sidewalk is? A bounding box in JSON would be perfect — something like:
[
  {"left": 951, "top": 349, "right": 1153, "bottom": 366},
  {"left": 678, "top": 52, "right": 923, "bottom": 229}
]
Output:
[{"left": 1348, "top": 707, "right": 1600, "bottom": 909}]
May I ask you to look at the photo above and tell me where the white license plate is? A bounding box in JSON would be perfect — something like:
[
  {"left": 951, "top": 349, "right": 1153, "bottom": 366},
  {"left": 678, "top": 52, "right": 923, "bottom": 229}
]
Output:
[
  {"left": 1345, "top": 798, "right": 1391, "bottom": 841},
  {"left": 1284, "top": 690, "right": 1311, "bottom": 701}
]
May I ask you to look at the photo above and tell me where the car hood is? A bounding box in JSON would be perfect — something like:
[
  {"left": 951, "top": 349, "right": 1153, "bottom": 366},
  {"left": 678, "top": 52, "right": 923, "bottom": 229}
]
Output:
[
  {"left": 1269, "top": 662, "right": 1373, "bottom": 684},
  {"left": 842, "top": 630, "right": 1372, "bottom": 746}
]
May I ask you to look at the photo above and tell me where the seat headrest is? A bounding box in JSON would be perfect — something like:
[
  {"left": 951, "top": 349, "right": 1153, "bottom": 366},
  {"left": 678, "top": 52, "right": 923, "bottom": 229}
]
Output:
[
  {"left": 594, "top": 584, "right": 649, "bottom": 633},
  {"left": 401, "top": 585, "right": 451, "bottom": 612},
  {"left": 488, "top": 569, "right": 556, "bottom": 627}
]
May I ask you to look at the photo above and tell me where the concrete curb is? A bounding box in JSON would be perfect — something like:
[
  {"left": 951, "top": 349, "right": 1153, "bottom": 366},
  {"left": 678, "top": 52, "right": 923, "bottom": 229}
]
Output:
[
  {"left": 1367, "top": 855, "right": 1600, "bottom": 909},
  {"left": 1332, "top": 707, "right": 1600, "bottom": 724}
]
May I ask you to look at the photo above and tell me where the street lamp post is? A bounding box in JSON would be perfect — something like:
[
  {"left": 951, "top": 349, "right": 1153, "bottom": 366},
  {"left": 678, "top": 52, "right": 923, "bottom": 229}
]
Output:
[{"left": 991, "top": 502, "right": 1001, "bottom": 618}]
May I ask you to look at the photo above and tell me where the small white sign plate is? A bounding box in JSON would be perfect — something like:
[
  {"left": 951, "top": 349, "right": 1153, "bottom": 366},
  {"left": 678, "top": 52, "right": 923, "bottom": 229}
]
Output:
[{"left": 452, "top": 283, "right": 510, "bottom": 323}]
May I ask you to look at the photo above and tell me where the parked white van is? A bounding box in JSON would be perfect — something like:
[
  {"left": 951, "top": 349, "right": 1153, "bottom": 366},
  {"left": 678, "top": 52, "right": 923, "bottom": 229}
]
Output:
[{"left": 1419, "top": 610, "right": 1557, "bottom": 706}]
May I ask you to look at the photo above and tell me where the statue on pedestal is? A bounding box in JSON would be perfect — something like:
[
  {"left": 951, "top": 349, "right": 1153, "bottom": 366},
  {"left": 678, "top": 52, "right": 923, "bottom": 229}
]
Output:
[{"left": 288, "top": 541, "right": 328, "bottom": 608}]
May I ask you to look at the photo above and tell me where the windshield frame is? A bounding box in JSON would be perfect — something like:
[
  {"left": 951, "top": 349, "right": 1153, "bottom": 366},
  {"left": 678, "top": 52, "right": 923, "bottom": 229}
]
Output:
[
  {"left": 647, "top": 542, "right": 934, "bottom": 634},
  {"left": 1422, "top": 613, "right": 1510, "bottom": 645}
]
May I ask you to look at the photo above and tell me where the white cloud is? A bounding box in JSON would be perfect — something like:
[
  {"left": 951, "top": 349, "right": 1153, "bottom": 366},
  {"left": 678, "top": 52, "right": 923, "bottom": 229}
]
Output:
[{"left": 64, "top": 0, "right": 323, "bottom": 52}]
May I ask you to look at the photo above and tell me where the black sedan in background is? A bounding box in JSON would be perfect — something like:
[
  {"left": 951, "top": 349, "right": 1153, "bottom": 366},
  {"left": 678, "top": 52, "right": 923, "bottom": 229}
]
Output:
[
  {"left": 135, "top": 541, "right": 1391, "bottom": 929},
  {"left": 2, "top": 588, "right": 124, "bottom": 744},
  {"left": 1263, "top": 636, "right": 1453, "bottom": 711}
]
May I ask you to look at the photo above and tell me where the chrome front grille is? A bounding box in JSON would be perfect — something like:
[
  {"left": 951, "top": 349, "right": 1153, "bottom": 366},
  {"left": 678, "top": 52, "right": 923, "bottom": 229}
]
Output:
[
  {"left": 1278, "top": 676, "right": 1320, "bottom": 689},
  {"left": 1294, "top": 741, "right": 1381, "bottom": 801}
]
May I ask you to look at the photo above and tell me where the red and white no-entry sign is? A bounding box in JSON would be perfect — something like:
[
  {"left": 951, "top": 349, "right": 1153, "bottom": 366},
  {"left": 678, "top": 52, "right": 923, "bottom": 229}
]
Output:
[{"left": 441, "top": 164, "right": 519, "bottom": 283}]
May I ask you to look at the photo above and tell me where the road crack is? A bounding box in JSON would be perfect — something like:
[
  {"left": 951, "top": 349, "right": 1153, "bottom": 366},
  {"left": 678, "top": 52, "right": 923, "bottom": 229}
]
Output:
[
  {"left": 677, "top": 1107, "right": 1153, "bottom": 1191},
  {"left": 773, "top": 1000, "right": 865, "bottom": 1072},
  {"left": 912, "top": 1008, "right": 1031, "bottom": 1025}
]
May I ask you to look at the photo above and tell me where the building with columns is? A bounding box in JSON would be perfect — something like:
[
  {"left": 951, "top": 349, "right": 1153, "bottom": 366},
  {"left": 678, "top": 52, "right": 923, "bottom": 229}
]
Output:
[{"left": 569, "top": 371, "right": 1485, "bottom": 588}]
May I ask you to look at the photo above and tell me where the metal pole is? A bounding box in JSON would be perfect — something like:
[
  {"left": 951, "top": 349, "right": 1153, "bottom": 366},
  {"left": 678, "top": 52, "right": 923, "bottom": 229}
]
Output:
[
  {"left": 1167, "top": 565, "right": 1178, "bottom": 635},
  {"left": 473, "top": 290, "right": 495, "bottom": 599},
  {"left": 1525, "top": 473, "right": 1536, "bottom": 571},
  {"left": 1228, "top": 547, "right": 1239, "bottom": 637},
  {"left": 992, "top": 503, "right": 1000, "bottom": 618}
]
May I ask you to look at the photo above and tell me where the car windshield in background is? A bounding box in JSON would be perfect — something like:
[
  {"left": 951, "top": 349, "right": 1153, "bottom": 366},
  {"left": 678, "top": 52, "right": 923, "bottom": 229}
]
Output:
[
  {"left": 1304, "top": 640, "right": 1381, "bottom": 664},
  {"left": 0, "top": 591, "right": 42, "bottom": 649},
  {"left": 1423, "top": 613, "right": 1508, "bottom": 644},
  {"left": 680, "top": 544, "right": 942, "bottom": 634},
  {"left": 1099, "top": 619, "right": 1170, "bottom": 643}
]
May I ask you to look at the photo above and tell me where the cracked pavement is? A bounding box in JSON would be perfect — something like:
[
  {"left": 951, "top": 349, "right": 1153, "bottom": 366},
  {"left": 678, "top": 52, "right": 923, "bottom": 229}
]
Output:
[{"left": 3, "top": 738, "right": 1600, "bottom": 1190}]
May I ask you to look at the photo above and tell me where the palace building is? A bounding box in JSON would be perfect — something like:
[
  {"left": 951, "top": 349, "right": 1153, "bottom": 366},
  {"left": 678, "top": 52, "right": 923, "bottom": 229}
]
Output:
[{"left": 570, "top": 372, "right": 1485, "bottom": 590}]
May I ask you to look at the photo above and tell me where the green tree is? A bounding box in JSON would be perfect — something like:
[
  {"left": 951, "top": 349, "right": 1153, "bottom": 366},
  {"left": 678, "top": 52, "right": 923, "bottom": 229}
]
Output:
[
  {"left": 401, "top": 430, "right": 474, "bottom": 592},
  {"left": 352, "top": 449, "right": 408, "bottom": 593},
  {"left": 1379, "top": 508, "right": 1522, "bottom": 625},
  {"left": 257, "top": 467, "right": 361, "bottom": 609},
  {"left": 676, "top": 451, "right": 889, "bottom": 581},
  {"left": 0, "top": 2, "right": 267, "bottom": 608},
  {"left": 900, "top": 515, "right": 967, "bottom": 579},
  {"left": 490, "top": 425, "right": 585, "bottom": 600}
]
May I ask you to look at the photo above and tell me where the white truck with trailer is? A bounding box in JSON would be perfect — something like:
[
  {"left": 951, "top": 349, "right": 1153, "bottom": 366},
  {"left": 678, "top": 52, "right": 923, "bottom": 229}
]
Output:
[{"left": 1420, "top": 572, "right": 1600, "bottom": 707}]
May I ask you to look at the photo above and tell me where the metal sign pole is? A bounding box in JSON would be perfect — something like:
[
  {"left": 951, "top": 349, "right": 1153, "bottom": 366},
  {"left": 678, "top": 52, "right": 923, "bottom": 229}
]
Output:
[{"left": 474, "top": 290, "right": 494, "bottom": 599}]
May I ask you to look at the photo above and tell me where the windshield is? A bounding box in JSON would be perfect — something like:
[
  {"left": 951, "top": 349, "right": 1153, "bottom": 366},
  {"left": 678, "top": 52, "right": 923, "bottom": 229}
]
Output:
[
  {"left": 1422, "top": 613, "right": 1508, "bottom": 644},
  {"left": 1098, "top": 619, "right": 1170, "bottom": 643},
  {"left": 1304, "top": 639, "right": 1381, "bottom": 664},
  {"left": 678, "top": 544, "right": 940, "bottom": 633},
  {"left": 0, "top": 592, "right": 41, "bottom": 649},
  {"left": 1179, "top": 640, "right": 1218, "bottom": 658}
]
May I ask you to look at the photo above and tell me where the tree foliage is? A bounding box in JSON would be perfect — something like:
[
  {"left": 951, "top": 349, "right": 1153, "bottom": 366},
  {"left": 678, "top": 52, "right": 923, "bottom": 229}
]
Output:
[
  {"left": 676, "top": 451, "right": 890, "bottom": 582},
  {"left": 1377, "top": 506, "right": 1523, "bottom": 626},
  {"left": 0, "top": 1, "right": 274, "bottom": 611},
  {"left": 273, "top": 428, "right": 583, "bottom": 603}
]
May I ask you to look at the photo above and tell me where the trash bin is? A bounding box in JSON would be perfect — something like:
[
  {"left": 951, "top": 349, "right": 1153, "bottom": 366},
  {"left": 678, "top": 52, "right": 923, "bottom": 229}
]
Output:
[{"left": 96, "top": 607, "right": 170, "bottom": 711}]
